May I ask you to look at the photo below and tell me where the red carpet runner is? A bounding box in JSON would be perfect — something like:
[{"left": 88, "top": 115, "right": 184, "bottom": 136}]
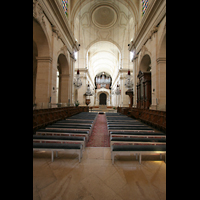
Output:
[{"left": 86, "top": 114, "right": 110, "bottom": 147}]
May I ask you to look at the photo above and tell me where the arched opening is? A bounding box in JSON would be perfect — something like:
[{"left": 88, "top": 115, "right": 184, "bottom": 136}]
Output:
[
  {"left": 100, "top": 93, "right": 107, "bottom": 105},
  {"left": 57, "top": 54, "right": 70, "bottom": 104},
  {"left": 33, "top": 19, "right": 51, "bottom": 108},
  {"left": 33, "top": 19, "right": 50, "bottom": 57},
  {"left": 137, "top": 54, "right": 152, "bottom": 109},
  {"left": 140, "top": 54, "right": 151, "bottom": 72},
  {"left": 56, "top": 67, "right": 60, "bottom": 104}
]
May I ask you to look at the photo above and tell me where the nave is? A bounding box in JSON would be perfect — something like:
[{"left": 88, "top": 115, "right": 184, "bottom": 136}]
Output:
[{"left": 33, "top": 111, "right": 166, "bottom": 200}]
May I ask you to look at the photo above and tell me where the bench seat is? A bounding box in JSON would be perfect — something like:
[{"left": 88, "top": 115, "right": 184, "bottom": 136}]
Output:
[
  {"left": 33, "top": 135, "right": 86, "bottom": 149},
  {"left": 46, "top": 124, "right": 91, "bottom": 129},
  {"left": 45, "top": 125, "right": 92, "bottom": 137},
  {"left": 111, "top": 144, "right": 166, "bottom": 164},
  {"left": 54, "top": 120, "right": 92, "bottom": 126},
  {"left": 33, "top": 143, "right": 83, "bottom": 162},
  {"left": 110, "top": 131, "right": 166, "bottom": 138},
  {"left": 108, "top": 127, "right": 154, "bottom": 131},
  {"left": 110, "top": 136, "right": 166, "bottom": 149},
  {"left": 108, "top": 124, "right": 148, "bottom": 127},
  {"left": 107, "top": 122, "right": 144, "bottom": 125},
  {"left": 36, "top": 129, "right": 89, "bottom": 141}
]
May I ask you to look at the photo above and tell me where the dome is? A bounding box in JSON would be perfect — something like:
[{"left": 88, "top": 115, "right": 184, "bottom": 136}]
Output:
[{"left": 92, "top": 5, "right": 117, "bottom": 28}]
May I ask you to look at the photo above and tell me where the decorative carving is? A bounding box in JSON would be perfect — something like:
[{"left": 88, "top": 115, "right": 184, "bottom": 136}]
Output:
[
  {"left": 137, "top": 70, "right": 143, "bottom": 79},
  {"left": 148, "top": 26, "right": 158, "bottom": 40},
  {"left": 61, "top": 45, "right": 68, "bottom": 56},
  {"left": 52, "top": 25, "right": 61, "bottom": 39},
  {"left": 33, "top": 0, "right": 45, "bottom": 27}
]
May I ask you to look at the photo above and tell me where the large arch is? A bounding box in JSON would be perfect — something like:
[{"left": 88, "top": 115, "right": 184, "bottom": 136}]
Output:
[
  {"left": 57, "top": 53, "right": 70, "bottom": 104},
  {"left": 33, "top": 19, "right": 50, "bottom": 57},
  {"left": 137, "top": 54, "right": 152, "bottom": 109},
  {"left": 87, "top": 41, "right": 120, "bottom": 83},
  {"left": 139, "top": 54, "right": 151, "bottom": 72},
  {"left": 99, "top": 93, "right": 107, "bottom": 105},
  {"left": 33, "top": 19, "right": 52, "bottom": 108},
  {"left": 96, "top": 89, "right": 110, "bottom": 106}
]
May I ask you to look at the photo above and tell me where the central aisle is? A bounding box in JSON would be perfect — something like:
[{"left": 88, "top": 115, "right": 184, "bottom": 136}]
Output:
[{"left": 86, "top": 114, "right": 110, "bottom": 147}]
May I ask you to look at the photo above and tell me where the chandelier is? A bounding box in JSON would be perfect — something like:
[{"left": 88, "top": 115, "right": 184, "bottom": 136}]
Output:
[
  {"left": 85, "top": 82, "right": 93, "bottom": 96},
  {"left": 115, "top": 84, "right": 121, "bottom": 95},
  {"left": 73, "top": 69, "right": 82, "bottom": 89},
  {"left": 124, "top": 69, "right": 134, "bottom": 90}
]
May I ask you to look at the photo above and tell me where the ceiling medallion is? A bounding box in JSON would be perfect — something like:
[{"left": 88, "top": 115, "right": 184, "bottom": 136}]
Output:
[{"left": 92, "top": 5, "right": 117, "bottom": 29}]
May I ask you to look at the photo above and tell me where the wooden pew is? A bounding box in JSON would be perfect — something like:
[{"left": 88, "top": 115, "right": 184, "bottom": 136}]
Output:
[{"left": 33, "top": 107, "right": 89, "bottom": 133}]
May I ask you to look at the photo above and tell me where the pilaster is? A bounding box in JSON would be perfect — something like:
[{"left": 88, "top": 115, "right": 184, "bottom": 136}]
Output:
[{"left": 35, "top": 56, "right": 52, "bottom": 107}]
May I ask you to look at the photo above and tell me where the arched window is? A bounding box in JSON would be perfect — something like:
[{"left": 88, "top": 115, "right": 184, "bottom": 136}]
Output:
[
  {"left": 62, "top": 0, "right": 68, "bottom": 17},
  {"left": 142, "top": 0, "right": 148, "bottom": 16}
]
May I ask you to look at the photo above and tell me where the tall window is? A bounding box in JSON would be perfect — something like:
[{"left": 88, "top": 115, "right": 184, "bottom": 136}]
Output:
[
  {"left": 62, "top": 0, "right": 68, "bottom": 17},
  {"left": 142, "top": 0, "right": 148, "bottom": 16}
]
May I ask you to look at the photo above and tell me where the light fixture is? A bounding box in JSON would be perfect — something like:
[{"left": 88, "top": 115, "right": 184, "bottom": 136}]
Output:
[
  {"left": 124, "top": 69, "right": 134, "bottom": 90},
  {"left": 73, "top": 0, "right": 82, "bottom": 90},
  {"left": 73, "top": 69, "right": 82, "bottom": 89},
  {"left": 115, "top": 84, "right": 121, "bottom": 95},
  {"left": 85, "top": 81, "right": 93, "bottom": 96},
  {"left": 85, "top": 81, "right": 93, "bottom": 106}
]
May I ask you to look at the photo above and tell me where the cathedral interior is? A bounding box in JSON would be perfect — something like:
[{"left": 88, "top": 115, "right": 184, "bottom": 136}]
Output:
[{"left": 33, "top": 1, "right": 166, "bottom": 199}]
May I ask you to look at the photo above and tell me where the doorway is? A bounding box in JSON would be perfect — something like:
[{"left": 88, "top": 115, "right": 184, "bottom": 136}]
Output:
[{"left": 100, "top": 93, "right": 107, "bottom": 105}]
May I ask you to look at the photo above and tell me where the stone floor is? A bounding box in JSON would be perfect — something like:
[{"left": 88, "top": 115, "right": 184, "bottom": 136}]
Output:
[{"left": 33, "top": 147, "right": 166, "bottom": 200}]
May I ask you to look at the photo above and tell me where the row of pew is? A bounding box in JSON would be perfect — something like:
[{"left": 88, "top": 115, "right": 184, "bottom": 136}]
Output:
[
  {"left": 33, "top": 106, "right": 89, "bottom": 133},
  {"left": 117, "top": 107, "right": 166, "bottom": 133},
  {"left": 33, "top": 112, "right": 98, "bottom": 162},
  {"left": 105, "top": 113, "right": 166, "bottom": 164}
]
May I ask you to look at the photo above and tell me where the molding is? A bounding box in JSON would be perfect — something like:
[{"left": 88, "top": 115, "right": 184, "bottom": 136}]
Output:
[
  {"left": 156, "top": 57, "right": 166, "bottom": 64},
  {"left": 36, "top": 56, "right": 53, "bottom": 63}
]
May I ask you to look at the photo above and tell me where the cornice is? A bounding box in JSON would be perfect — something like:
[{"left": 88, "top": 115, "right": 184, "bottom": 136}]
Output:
[{"left": 36, "top": 56, "right": 53, "bottom": 63}]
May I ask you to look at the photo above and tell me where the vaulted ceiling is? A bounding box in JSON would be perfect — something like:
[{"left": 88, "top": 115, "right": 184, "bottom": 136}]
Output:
[{"left": 71, "top": 0, "right": 139, "bottom": 84}]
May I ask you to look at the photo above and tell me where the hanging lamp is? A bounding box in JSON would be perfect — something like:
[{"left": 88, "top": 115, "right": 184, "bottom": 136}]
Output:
[
  {"left": 124, "top": 69, "right": 134, "bottom": 90},
  {"left": 115, "top": 84, "right": 121, "bottom": 95},
  {"left": 124, "top": 0, "right": 133, "bottom": 91},
  {"left": 73, "top": 0, "right": 82, "bottom": 89},
  {"left": 73, "top": 69, "right": 82, "bottom": 89}
]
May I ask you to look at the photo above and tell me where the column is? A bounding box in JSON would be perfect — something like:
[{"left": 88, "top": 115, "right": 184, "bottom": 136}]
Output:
[
  {"left": 35, "top": 56, "right": 52, "bottom": 108},
  {"left": 133, "top": 54, "right": 138, "bottom": 108},
  {"left": 70, "top": 54, "right": 76, "bottom": 105},
  {"left": 157, "top": 57, "right": 166, "bottom": 111},
  {"left": 59, "top": 74, "right": 70, "bottom": 104}
]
